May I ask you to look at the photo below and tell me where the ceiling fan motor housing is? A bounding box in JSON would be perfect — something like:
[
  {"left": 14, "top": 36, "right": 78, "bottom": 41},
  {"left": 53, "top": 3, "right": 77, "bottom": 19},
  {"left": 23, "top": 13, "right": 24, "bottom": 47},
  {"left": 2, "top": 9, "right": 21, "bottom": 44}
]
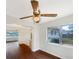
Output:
[{"left": 33, "top": 10, "right": 40, "bottom": 16}]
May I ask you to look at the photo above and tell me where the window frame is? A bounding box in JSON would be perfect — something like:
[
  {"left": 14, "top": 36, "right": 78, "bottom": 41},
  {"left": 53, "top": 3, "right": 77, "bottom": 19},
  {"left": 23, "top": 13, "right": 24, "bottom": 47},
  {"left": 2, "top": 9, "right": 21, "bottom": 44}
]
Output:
[{"left": 46, "top": 24, "right": 73, "bottom": 46}]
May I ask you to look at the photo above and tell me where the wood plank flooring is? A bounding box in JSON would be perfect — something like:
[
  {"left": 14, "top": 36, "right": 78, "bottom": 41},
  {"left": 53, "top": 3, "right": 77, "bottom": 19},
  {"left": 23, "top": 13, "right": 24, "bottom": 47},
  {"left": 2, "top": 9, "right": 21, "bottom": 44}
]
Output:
[
  {"left": 6, "top": 42, "right": 61, "bottom": 59},
  {"left": 34, "top": 50, "right": 61, "bottom": 59}
]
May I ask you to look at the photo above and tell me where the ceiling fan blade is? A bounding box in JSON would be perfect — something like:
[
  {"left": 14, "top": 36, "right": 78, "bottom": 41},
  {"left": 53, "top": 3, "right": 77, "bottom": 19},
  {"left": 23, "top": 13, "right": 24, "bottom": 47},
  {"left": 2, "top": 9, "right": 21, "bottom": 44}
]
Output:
[
  {"left": 41, "top": 14, "right": 57, "bottom": 17},
  {"left": 31, "top": 0, "right": 39, "bottom": 11},
  {"left": 20, "top": 15, "right": 33, "bottom": 19}
]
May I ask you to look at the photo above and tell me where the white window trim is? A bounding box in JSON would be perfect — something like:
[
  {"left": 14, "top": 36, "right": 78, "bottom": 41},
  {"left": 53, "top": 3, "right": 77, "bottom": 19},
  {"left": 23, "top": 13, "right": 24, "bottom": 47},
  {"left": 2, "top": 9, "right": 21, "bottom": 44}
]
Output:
[{"left": 46, "top": 24, "right": 73, "bottom": 47}]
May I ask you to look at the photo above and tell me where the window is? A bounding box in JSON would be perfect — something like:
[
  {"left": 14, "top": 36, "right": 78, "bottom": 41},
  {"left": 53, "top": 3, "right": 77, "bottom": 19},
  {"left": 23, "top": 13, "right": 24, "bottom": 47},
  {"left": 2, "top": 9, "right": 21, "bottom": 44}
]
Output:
[
  {"left": 6, "top": 30, "right": 19, "bottom": 41},
  {"left": 47, "top": 24, "right": 73, "bottom": 45},
  {"left": 47, "top": 28, "right": 60, "bottom": 43},
  {"left": 61, "top": 24, "right": 73, "bottom": 45}
]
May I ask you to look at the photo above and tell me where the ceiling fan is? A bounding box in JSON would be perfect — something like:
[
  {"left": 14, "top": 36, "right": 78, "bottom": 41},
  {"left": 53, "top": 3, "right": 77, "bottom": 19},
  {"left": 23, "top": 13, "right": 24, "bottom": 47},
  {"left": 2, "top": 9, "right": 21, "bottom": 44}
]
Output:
[{"left": 20, "top": 0, "right": 57, "bottom": 23}]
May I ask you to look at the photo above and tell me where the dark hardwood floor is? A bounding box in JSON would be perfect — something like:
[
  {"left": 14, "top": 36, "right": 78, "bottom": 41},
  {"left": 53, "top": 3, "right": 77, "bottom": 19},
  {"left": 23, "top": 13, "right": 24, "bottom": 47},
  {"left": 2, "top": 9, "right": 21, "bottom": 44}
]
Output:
[
  {"left": 34, "top": 50, "right": 61, "bottom": 59},
  {"left": 6, "top": 42, "right": 61, "bottom": 59}
]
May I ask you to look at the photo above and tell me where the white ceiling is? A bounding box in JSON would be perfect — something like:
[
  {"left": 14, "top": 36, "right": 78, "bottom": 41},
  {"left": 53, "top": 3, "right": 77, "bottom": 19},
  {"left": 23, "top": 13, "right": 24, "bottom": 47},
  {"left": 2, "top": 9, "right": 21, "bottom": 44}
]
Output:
[{"left": 6, "top": 0, "right": 73, "bottom": 23}]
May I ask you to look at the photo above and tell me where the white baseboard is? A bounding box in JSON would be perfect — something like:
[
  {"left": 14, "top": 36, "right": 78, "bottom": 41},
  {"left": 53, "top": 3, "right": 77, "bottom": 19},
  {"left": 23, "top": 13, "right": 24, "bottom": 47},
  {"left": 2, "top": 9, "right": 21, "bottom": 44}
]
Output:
[{"left": 32, "top": 48, "right": 40, "bottom": 52}]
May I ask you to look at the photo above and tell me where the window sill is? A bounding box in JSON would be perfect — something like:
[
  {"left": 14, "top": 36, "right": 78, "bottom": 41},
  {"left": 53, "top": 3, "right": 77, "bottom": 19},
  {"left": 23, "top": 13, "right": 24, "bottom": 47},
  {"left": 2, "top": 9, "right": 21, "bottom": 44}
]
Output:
[{"left": 48, "top": 43, "right": 73, "bottom": 48}]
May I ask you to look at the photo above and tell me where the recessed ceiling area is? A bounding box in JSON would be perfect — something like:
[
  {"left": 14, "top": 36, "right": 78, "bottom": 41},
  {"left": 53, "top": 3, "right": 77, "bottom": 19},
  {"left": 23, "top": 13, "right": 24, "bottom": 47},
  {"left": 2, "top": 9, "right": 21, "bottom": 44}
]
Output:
[{"left": 6, "top": 0, "right": 73, "bottom": 24}]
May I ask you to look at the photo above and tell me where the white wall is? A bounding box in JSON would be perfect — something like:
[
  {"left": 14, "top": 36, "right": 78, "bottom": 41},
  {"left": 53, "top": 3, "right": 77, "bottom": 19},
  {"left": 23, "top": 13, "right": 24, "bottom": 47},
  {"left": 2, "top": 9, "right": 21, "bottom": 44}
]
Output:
[
  {"left": 32, "top": 24, "right": 40, "bottom": 51},
  {"left": 39, "top": 15, "right": 73, "bottom": 59},
  {"left": 6, "top": 15, "right": 18, "bottom": 24},
  {"left": 19, "top": 28, "right": 31, "bottom": 46}
]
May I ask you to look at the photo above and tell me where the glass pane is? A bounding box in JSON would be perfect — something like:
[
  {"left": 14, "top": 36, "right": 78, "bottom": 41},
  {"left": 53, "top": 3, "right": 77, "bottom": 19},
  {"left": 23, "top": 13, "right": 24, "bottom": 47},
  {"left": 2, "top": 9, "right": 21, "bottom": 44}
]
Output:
[
  {"left": 61, "top": 24, "right": 73, "bottom": 45},
  {"left": 47, "top": 28, "right": 60, "bottom": 44},
  {"left": 6, "top": 31, "right": 19, "bottom": 38}
]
